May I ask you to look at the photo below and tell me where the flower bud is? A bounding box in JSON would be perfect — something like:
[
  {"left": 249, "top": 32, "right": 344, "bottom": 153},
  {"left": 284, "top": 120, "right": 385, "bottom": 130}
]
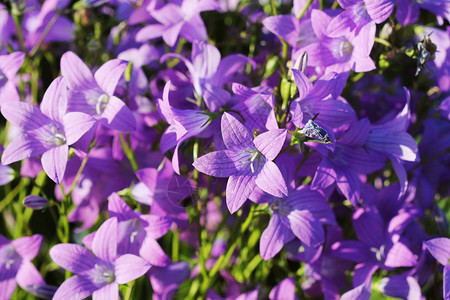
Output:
[{"left": 23, "top": 195, "right": 48, "bottom": 210}]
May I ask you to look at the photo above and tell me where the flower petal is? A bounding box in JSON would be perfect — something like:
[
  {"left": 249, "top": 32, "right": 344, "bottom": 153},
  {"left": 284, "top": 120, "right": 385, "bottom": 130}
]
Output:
[
  {"left": 53, "top": 275, "right": 98, "bottom": 300},
  {"left": 92, "top": 218, "right": 117, "bottom": 262},
  {"left": 260, "top": 214, "right": 295, "bottom": 260},
  {"left": 1, "top": 101, "right": 50, "bottom": 131},
  {"left": 253, "top": 129, "right": 286, "bottom": 161},
  {"left": 63, "top": 112, "right": 97, "bottom": 145},
  {"left": 11, "top": 234, "right": 42, "bottom": 260},
  {"left": 226, "top": 171, "right": 256, "bottom": 213},
  {"left": 193, "top": 150, "right": 245, "bottom": 177},
  {"left": 40, "top": 76, "right": 67, "bottom": 123},
  {"left": 425, "top": 237, "right": 450, "bottom": 266},
  {"left": 60, "top": 51, "right": 97, "bottom": 91},
  {"left": 115, "top": 254, "right": 151, "bottom": 284},
  {"left": 100, "top": 96, "right": 136, "bottom": 131},
  {"left": 94, "top": 59, "right": 128, "bottom": 96},
  {"left": 50, "top": 244, "right": 96, "bottom": 274},
  {"left": 15, "top": 260, "right": 45, "bottom": 289},
  {"left": 139, "top": 238, "right": 172, "bottom": 267},
  {"left": 92, "top": 283, "right": 118, "bottom": 300},
  {"left": 41, "top": 145, "right": 68, "bottom": 184},
  {"left": 255, "top": 161, "right": 288, "bottom": 197},
  {"left": 221, "top": 112, "right": 253, "bottom": 151},
  {"left": 288, "top": 210, "right": 324, "bottom": 247}
]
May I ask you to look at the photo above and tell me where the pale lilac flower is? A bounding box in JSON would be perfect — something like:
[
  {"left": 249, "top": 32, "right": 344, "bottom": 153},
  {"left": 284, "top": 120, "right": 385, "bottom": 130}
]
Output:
[
  {"left": 50, "top": 218, "right": 151, "bottom": 300},
  {"left": 193, "top": 112, "right": 288, "bottom": 213},
  {"left": 0, "top": 234, "right": 46, "bottom": 299},
  {"left": 60, "top": 51, "right": 136, "bottom": 132},
  {"left": 1, "top": 76, "right": 96, "bottom": 183}
]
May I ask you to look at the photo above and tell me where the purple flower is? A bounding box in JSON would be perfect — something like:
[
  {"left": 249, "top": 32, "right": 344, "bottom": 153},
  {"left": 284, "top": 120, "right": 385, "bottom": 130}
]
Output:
[
  {"left": 0, "top": 234, "right": 46, "bottom": 299},
  {"left": 1, "top": 76, "right": 96, "bottom": 183},
  {"left": 162, "top": 40, "right": 254, "bottom": 112},
  {"left": 60, "top": 51, "right": 136, "bottom": 132},
  {"left": 301, "top": 9, "right": 376, "bottom": 73},
  {"left": 425, "top": 237, "right": 450, "bottom": 300},
  {"left": 149, "top": 262, "right": 191, "bottom": 300},
  {"left": 50, "top": 218, "right": 151, "bottom": 300},
  {"left": 136, "top": 0, "right": 219, "bottom": 46},
  {"left": 23, "top": 195, "right": 48, "bottom": 210},
  {"left": 193, "top": 112, "right": 288, "bottom": 213},
  {"left": 260, "top": 185, "right": 335, "bottom": 260},
  {"left": 0, "top": 52, "right": 25, "bottom": 106}
]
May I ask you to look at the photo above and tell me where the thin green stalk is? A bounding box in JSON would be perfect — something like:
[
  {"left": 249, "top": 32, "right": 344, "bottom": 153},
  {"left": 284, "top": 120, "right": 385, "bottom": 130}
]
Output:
[
  {"left": 375, "top": 37, "right": 394, "bottom": 48},
  {"left": 68, "top": 155, "right": 89, "bottom": 195},
  {"left": 172, "top": 230, "right": 179, "bottom": 262},
  {"left": 0, "top": 177, "right": 28, "bottom": 213},
  {"left": 298, "top": 0, "right": 314, "bottom": 20},
  {"left": 29, "top": 11, "right": 61, "bottom": 57},
  {"left": 271, "top": 0, "right": 278, "bottom": 16},
  {"left": 119, "top": 132, "right": 138, "bottom": 171}
]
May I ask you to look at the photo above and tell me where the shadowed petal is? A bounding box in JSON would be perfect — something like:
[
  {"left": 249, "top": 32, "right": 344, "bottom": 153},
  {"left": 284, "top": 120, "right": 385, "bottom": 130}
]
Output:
[
  {"left": 260, "top": 214, "right": 295, "bottom": 260},
  {"left": 50, "top": 244, "right": 97, "bottom": 273},
  {"left": 41, "top": 145, "right": 68, "bottom": 184},
  {"left": 213, "top": 54, "right": 255, "bottom": 86},
  {"left": 379, "top": 275, "right": 422, "bottom": 299},
  {"left": 192, "top": 41, "right": 221, "bottom": 81},
  {"left": 353, "top": 263, "right": 378, "bottom": 287},
  {"left": 92, "top": 283, "right": 118, "bottom": 300},
  {"left": 253, "top": 129, "right": 286, "bottom": 161},
  {"left": 53, "top": 275, "right": 98, "bottom": 300},
  {"left": 60, "top": 51, "right": 96, "bottom": 90},
  {"left": 115, "top": 254, "right": 151, "bottom": 284},
  {"left": 162, "top": 22, "right": 184, "bottom": 47},
  {"left": 292, "top": 70, "right": 312, "bottom": 100},
  {"left": 94, "top": 59, "right": 128, "bottom": 96},
  {"left": 288, "top": 210, "right": 324, "bottom": 247},
  {"left": 226, "top": 171, "right": 256, "bottom": 213},
  {"left": 221, "top": 112, "right": 252, "bottom": 150},
  {"left": 100, "top": 96, "right": 136, "bottom": 131},
  {"left": 341, "top": 281, "right": 371, "bottom": 300},
  {"left": 12, "top": 234, "right": 42, "bottom": 260},
  {"left": 364, "top": 0, "right": 394, "bottom": 23},
  {"left": 92, "top": 218, "right": 117, "bottom": 262},
  {"left": 255, "top": 161, "right": 288, "bottom": 197}
]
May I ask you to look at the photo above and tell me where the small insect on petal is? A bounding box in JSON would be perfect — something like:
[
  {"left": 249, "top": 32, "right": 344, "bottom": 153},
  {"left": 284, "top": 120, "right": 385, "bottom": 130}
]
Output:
[{"left": 300, "top": 120, "right": 332, "bottom": 144}]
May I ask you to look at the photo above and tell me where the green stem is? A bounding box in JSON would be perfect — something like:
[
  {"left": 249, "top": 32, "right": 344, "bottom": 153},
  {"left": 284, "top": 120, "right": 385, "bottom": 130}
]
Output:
[
  {"left": 298, "top": 0, "right": 314, "bottom": 20},
  {"left": 271, "top": 0, "right": 278, "bottom": 16},
  {"left": 11, "top": 4, "right": 26, "bottom": 52},
  {"left": 119, "top": 132, "right": 138, "bottom": 171},
  {"left": 172, "top": 230, "right": 179, "bottom": 262},
  {"left": 0, "top": 178, "right": 28, "bottom": 213},
  {"left": 375, "top": 37, "right": 394, "bottom": 48},
  {"left": 68, "top": 156, "right": 89, "bottom": 195}
]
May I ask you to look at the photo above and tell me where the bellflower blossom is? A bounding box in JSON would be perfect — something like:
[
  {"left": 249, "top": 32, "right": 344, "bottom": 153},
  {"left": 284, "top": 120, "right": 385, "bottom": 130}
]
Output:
[
  {"left": 1, "top": 76, "right": 96, "bottom": 184},
  {"left": 193, "top": 112, "right": 288, "bottom": 213},
  {"left": 161, "top": 40, "right": 254, "bottom": 112},
  {"left": 425, "top": 237, "right": 450, "bottom": 300},
  {"left": 60, "top": 51, "right": 136, "bottom": 133},
  {"left": 136, "top": 0, "right": 219, "bottom": 47},
  {"left": 50, "top": 218, "right": 151, "bottom": 300},
  {"left": 0, "top": 234, "right": 46, "bottom": 299},
  {"left": 301, "top": 9, "right": 376, "bottom": 74}
]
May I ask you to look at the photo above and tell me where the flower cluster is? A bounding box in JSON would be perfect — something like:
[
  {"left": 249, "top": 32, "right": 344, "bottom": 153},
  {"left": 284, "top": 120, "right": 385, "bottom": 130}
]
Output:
[{"left": 0, "top": 0, "right": 449, "bottom": 299}]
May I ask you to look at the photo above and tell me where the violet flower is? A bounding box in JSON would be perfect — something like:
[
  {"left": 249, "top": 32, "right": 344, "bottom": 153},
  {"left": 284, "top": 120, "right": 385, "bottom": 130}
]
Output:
[
  {"left": 136, "top": 0, "right": 219, "bottom": 46},
  {"left": 0, "top": 52, "right": 25, "bottom": 106},
  {"left": 193, "top": 112, "right": 288, "bottom": 213},
  {"left": 1, "top": 76, "right": 96, "bottom": 184},
  {"left": 0, "top": 234, "right": 46, "bottom": 299},
  {"left": 60, "top": 51, "right": 136, "bottom": 132},
  {"left": 269, "top": 277, "right": 298, "bottom": 300},
  {"left": 50, "top": 218, "right": 151, "bottom": 300},
  {"left": 161, "top": 40, "right": 254, "bottom": 112},
  {"left": 300, "top": 9, "right": 376, "bottom": 73}
]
